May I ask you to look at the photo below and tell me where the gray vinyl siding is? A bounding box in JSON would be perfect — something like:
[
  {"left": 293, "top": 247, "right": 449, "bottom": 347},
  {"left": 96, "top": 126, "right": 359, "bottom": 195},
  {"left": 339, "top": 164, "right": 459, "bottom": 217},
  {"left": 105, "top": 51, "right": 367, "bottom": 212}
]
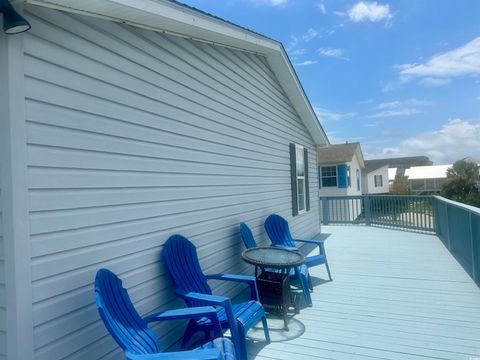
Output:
[
  {"left": 0, "top": 187, "right": 6, "bottom": 360},
  {"left": 24, "top": 6, "right": 320, "bottom": 360}
]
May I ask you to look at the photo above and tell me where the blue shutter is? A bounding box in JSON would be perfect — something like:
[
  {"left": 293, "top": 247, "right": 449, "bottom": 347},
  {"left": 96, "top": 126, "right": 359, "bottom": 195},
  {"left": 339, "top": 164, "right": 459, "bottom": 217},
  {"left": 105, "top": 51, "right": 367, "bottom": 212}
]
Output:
[{"left": 337, "top": 164, "right": 347, "bottom": 188}]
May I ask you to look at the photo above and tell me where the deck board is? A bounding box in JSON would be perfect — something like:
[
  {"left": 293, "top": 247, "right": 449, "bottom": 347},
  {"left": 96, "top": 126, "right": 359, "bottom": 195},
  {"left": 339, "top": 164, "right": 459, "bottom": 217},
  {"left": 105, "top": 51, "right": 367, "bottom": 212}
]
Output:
[{"left": 247, "top": 226, "right": 480, "bottom": 360}]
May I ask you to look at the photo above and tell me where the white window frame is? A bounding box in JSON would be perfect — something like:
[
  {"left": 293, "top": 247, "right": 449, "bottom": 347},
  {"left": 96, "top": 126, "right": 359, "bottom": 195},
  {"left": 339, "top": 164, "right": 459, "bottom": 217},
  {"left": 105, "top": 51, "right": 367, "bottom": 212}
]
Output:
[
  {"left": 321, "top": 166, "right": 337, "bottom": 187},
  {"left": 295, "top": 144, "right": 306, "bottom": 214},
  {"left": 374, "top": 174, "right": 383, "bottom": 187}
]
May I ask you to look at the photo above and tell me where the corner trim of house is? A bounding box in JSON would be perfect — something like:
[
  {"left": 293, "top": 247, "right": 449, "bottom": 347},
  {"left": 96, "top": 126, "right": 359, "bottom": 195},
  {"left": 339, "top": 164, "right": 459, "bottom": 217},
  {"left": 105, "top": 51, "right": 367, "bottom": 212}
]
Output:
[{"left": 0, "top": 7, "right": 35, "bottom": 359}]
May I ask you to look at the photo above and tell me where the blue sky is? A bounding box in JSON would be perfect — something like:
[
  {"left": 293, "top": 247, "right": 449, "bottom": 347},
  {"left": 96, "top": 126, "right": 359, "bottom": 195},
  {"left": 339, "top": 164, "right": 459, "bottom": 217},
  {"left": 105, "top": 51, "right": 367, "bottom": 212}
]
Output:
[{"left": 179, "top": 0, "right": 480, "bottom": 164}]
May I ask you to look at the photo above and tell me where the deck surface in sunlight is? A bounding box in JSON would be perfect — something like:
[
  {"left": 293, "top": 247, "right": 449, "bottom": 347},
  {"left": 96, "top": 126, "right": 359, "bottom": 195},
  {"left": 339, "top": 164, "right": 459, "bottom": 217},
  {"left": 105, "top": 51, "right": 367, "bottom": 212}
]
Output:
[{"left": 247, "top": 225, "right": 480, "bottom": 360}]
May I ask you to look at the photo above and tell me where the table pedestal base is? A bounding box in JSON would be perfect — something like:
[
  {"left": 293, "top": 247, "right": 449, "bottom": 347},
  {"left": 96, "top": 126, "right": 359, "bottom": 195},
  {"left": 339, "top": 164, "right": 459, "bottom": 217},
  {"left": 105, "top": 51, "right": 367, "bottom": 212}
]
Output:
[{"left": 256, "top": 270, "right": 295, "bottom": 330}]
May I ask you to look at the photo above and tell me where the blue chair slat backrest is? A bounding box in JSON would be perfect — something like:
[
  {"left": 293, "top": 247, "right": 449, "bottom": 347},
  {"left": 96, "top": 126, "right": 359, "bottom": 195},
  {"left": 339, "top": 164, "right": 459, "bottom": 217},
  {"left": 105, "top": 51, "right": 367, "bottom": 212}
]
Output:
[
  {"left": 264, "top": 214, "right": 295, "bottom": 248},
  {"left": 239, "top": 223, "right": 257, "bottom": 249},
  {"left": 95, "top": 269, "right": 160, "bottom": 355}
]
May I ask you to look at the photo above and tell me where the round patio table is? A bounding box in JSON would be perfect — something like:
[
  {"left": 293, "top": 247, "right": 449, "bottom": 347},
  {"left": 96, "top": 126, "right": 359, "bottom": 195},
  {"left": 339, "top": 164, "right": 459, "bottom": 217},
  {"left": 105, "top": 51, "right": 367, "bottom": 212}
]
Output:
[{"left": 241, "top": 247, "right": 304, "bottom": 330}]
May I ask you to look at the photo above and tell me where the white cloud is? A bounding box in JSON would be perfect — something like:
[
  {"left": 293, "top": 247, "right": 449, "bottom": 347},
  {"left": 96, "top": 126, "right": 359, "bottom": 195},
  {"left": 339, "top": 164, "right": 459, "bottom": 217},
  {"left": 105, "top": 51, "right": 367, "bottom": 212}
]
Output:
[
  {"left": 314, "top": 106, "right": 357, "bottom": 122},
  {"left": 368, "top": 108, "right": 421, "bottom": 118},
  {"left": 286, "top": 28, "right": 320, "bottom": 51},
  {"left": 289, "top": 48, "right": 307, "bottom": 56},
  {"left": 369, "top": 98, "right": 430, "bottom": 118},
  {"left": 398, "top": 37, "right": 480, "bottom": 85},
  {"left": 380, "top": 119, "right": 480, "bottom": 163},
  {"left": 302, "top": 28, "right": 320, "bottom": 42},
  {"left": 317, "top": 2, "right": 327, "bottom": 14},
  {"left": 318, "top": 47, "right": 349, "bottom": 60},
  {"left": 376, "top": 98, "right": 431, "bottom": 109},
  {"left": 294, "top": 60, "right": 318, "bottom": 66},
  {"left": 340, "top": 1, "right": 392, "bottom": 23},
  {"left": 249, "top": 0, "right": 288, "bottom": 6},
  {"left": 420, "top": 77, "right": 451, "bottom": 87}
]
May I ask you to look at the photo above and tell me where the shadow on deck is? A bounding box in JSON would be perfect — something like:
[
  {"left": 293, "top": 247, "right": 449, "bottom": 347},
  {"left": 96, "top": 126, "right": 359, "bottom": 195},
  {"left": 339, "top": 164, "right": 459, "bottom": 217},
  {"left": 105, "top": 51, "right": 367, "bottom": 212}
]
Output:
[{"left": 246, "top": 225, "right": 480, "bottom": 360}]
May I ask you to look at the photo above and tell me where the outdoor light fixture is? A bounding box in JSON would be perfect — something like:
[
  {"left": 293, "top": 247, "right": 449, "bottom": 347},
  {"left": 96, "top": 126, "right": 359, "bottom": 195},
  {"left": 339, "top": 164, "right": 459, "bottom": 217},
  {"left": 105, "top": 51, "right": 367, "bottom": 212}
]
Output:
[{"left": 0, "top": 0, "right": 31, "bottom": 34}]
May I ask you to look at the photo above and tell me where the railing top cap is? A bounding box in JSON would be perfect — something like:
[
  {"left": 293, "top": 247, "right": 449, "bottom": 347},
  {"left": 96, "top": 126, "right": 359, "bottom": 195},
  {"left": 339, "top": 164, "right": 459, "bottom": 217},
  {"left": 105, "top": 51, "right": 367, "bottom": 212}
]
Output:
[{"left": 434, "top": 196, "right": 480, "bottom": 215}]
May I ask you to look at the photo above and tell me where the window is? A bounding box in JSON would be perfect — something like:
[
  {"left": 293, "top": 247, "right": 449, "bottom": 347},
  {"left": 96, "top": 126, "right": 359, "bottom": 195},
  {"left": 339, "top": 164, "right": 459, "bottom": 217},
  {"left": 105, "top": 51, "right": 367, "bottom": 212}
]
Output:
[
  {"left": 296, "top": 145, "right": 306, "bottom": 213},
  {"left": 374, "top": 175, "right": 383, "bottom": 187},
  {"left": 321, "top": 166, "right": 337, "bottom": 187},
  {"left": 347, "top": 166, "right": 351, "bottom": 187},
  {"left": 356, "top": 169, "right": 360, "bottom": 191},
  {"left": 290, "top": 143, "right": 310, "bottom": 216}
]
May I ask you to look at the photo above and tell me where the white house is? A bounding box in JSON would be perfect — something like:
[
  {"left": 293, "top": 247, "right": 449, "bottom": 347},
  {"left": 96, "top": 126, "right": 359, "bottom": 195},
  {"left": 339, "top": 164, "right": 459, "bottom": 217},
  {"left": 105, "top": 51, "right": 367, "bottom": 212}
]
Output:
[
  {"left": 363, "top": 162, "right": 390, "bottom": 194},
  {"left": 317, "top": 143, "right": 364, "bottom": 222},
  {"left": 0, "top": 1, "right": 330, "bottom": 359},
  {"left": 405, "top": 165, "right": 451, "bottom": 194}
]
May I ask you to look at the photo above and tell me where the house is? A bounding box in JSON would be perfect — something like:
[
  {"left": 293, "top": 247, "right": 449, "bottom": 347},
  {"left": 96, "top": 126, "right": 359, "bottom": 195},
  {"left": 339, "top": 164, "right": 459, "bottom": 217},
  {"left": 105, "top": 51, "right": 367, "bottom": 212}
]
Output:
[
  {"left": 406, "top": 165, "right": 451, "bottom": 194},
  {"left": 364, "top": 156, "right": 432, "bottom": 185},
  {"left": 317, "top": 143, "right": 364, "bottom": 222},
  {"left": 0, "top": 1, "right": 329, "bottom": 359},
  {"left": 363, "top": 162, "right": 389, "bottom": 194},
  {"left": 317, "top": 142, "right": 365, "bottom": 196}
]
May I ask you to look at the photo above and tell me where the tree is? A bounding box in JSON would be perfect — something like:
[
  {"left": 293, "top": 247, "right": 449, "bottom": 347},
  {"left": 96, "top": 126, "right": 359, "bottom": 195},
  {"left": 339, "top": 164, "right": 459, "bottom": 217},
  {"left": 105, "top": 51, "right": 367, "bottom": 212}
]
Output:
[
  {"left": 390, "top": 174, "right": 410, "bottom": 195},
  {"left": 441, "top": 159, "right": 480, "bottom": 207}
]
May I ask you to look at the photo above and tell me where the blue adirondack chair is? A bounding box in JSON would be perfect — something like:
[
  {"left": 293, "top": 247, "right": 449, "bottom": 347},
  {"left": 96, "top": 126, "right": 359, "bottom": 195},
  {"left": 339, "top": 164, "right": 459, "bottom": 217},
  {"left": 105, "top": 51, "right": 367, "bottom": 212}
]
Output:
[
  {"left": 163, "top": 234, "right": 270, "bottom": 360},
  {"left": 264, "top": 214, "right": 332, "bottom": 282},
  {"left": 95, "top": 268, "right": 236, "bottom": 360},
  {"left": 239, "top": 223, "right": 312, "bottom": 306}
]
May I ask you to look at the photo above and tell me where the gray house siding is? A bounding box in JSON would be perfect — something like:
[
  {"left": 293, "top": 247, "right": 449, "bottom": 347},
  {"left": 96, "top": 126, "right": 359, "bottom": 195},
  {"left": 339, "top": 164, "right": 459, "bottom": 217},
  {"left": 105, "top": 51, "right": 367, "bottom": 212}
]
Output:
[
  {"left": 0, "top": 187, "right": 5, "bottom": 360},
  {"left": 23, "top": 6, "right": 320, "bottom": 360}
]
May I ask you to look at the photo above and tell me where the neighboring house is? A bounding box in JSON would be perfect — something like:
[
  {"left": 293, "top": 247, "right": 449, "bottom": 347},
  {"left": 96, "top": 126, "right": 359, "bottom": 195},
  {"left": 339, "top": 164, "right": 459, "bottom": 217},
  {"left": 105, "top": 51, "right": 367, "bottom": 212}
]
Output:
[
  {"left": 0, "top": 2, "right": 329, "bottom": 360},
  {"left": 317, "top": 143, "right": 364, "bottom": 222},
  {"left": 405, "top": 165, "right": 451, "bottom": 195},
  {"left": 366, "top": 156, "right": 432, "bottom": 180},
  {"left": 317, "top": 143, "right": 365, "bottom": 196},
  {"left": 364, "top": 162, "right": 389, "bottom": 194}
]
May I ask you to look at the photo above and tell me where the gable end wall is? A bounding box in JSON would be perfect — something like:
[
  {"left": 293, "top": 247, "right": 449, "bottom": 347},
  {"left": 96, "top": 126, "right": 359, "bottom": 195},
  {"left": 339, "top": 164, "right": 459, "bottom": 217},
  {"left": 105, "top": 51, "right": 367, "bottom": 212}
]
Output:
[{"left": 23, "top": 6, "right": 321, "bottom": 360}]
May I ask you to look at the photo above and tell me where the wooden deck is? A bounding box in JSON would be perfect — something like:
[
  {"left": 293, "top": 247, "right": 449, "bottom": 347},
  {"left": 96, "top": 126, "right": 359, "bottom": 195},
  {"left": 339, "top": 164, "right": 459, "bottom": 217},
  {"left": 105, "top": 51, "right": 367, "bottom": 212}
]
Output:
[{"left": 246, "top": 225, "right": 480, "bottom": 360}]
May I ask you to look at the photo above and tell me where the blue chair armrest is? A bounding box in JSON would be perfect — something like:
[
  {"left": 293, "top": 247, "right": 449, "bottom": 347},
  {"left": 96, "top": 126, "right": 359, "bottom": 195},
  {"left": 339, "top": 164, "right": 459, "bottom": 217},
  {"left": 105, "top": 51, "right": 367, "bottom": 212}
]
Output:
[
  {"left": 295, "top": 238, "right": 325, "bottom": 245},
  {"left": 177, "top": 292, "right": 241, "bottom": 345},
  {"left": 205, "top": 274, "right": 259, "bottom": 301},
  {"left": 144, "top": 307, "right": 223, "bottom": 338},
  {"left": 126, "top": 349, "right": 223, "bottom": 360},
  {"left": 177, "top": 290, "right": 230, "bottom": 306},
  {"left": 295, "top": 238, "right": 325, "bottom": 255}
]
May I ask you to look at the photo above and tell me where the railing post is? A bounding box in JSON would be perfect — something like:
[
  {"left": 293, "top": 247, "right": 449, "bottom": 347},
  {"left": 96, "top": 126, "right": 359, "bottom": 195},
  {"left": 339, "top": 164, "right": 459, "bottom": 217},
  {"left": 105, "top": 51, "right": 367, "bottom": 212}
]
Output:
[
  {"left": 469, "top": 212, "right": 478, "bottom": 283},
  {"left": 445, "top": 204, "right": 452, "bottom": 251},
  {"left": 364, "top": 195, "right": 371, "bottom": 226},
  {"left": 322, "top": 197, "right": 329, "bottom": 225}
]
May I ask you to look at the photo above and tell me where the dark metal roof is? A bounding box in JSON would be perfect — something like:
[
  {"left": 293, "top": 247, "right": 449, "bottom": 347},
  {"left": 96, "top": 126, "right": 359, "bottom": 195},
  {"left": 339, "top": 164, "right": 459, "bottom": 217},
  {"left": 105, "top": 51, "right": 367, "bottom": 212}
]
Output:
[
  {"left": 317, "top": 143, "right": 361, "bottom": 164},
  {"left": 364, "top": 156, "right": 432, "bottom": 171}
]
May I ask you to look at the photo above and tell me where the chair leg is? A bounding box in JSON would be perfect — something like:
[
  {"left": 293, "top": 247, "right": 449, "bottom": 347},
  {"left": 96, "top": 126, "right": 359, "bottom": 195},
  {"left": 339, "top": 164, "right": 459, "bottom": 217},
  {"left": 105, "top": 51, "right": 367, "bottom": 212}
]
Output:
[
  {"left": 181, "top": 320, "right": 197, "bottom": 350},
  {"left": 308, "top": 273, "right": 313, "bottom": 292},
  {"left": 237, "top": 322, "right": 247, "bottom": 360},
  {"left": 295, "top": 267, "right": 312, "bottom": 307},
  {"left": 261, "top": 315, "right": 271, "bottom": 343},
  {"left": 325, "top": 260, "right": 332, "bottom": 281}
]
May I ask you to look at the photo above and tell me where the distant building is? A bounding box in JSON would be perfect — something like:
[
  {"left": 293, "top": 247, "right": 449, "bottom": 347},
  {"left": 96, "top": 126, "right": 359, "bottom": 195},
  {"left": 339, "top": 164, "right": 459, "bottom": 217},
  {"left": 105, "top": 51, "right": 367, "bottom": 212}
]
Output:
[
  {"left": 317, "top": 143, "right": 365, "bottom": 221},
  {"left": 364, "top": 162, "right": 389, "bottom": 194},
  {"left": 317, "top": 143, "right": 365, "bottom": 196},
  {"left": 365, "top": 156, "right": 434, "bottom": 192},
  {"left": 406, "top": 165, "right": 451, "bottom": 195}
]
